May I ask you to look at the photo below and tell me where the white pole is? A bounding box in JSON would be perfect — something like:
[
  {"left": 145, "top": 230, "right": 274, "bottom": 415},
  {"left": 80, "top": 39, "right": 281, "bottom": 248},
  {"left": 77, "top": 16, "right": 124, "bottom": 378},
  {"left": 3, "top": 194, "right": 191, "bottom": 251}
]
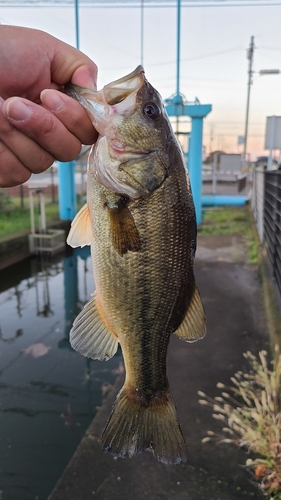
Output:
[
  {"left": 39, "top": 191, "right": 46, "bottom": 232},
  {"left": 29, "top": 190, "right": 35, "bottom": 235},
  {"left": 212, "top": 152, "right": 218, "bottom": 195}
]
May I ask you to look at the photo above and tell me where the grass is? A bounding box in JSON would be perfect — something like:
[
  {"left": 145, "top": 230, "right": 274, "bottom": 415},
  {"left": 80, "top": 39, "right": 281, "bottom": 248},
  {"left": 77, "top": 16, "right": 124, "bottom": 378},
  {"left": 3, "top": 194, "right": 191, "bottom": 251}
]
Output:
[
  {"left": 198, "top": 205, "right": 259, "bottom": 264},
  {"left": 0, "top": 194, "right": 60, "bottom": 239},
  {"left": 199, "top": 347, "right": 281, "bottom": 499},
  {"left": 198, "top": 206, "right": 251, "bottom": 236}
]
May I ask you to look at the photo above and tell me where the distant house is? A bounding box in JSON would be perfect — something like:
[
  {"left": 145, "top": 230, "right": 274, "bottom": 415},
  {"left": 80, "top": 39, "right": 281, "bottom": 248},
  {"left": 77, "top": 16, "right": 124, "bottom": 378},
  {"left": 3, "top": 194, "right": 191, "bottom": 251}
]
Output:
[
  {"left": 255, "top": 156, "right": 278, "bottom": 169},
  {"left": 204, "top": 151, "right": 226, "bottom": 166}
]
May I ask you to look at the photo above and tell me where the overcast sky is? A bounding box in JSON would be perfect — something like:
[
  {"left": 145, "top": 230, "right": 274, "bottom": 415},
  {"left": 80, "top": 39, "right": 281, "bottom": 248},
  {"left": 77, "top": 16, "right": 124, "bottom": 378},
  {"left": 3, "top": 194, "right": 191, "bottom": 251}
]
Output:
[{"left": 1, "top": 2, "right": 281, "bottom": 160}]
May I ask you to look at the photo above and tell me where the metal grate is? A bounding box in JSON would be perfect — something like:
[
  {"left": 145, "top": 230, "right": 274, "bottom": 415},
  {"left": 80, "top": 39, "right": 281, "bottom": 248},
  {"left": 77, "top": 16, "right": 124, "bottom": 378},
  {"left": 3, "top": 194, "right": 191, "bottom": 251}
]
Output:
[
  {"left": 264, "top": 170, "right": 281, "bottom": 307},
  {"left": 28, "top": 229, "right": 66, "bottom": 255}
]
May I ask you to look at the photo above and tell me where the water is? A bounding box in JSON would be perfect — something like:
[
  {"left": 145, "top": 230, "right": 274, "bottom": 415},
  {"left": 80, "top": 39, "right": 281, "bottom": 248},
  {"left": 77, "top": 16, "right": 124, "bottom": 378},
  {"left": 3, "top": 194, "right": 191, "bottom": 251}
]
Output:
[{"left": 0, "top": 248, "right": 121, "bottom": 500}]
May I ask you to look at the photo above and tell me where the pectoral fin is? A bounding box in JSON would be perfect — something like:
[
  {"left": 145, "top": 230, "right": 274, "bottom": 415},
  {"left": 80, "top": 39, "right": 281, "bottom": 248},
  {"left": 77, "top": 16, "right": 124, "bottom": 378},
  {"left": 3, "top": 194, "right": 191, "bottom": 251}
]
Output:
[
  {"left": 174, "top": 286, "right": 206, "bottom": 342},
  {"left": 70, "top": 293, "right": 119, "bottom": 361},
  {"left": 67, "top": 203, "right": 92, "bottom": 248},
  {"left": 107, "top": 198, "right": 141, "bottom": 256}
]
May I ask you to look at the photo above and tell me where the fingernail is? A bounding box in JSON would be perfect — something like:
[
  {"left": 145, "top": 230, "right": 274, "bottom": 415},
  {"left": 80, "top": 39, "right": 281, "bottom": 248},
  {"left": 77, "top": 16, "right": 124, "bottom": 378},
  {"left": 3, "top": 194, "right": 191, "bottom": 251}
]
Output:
[
  {"left": 5, "top": 98, "right": 31, "bottom": 122},
  {"left": 41, "top": 89, "right": 64, "bottom": 112}
]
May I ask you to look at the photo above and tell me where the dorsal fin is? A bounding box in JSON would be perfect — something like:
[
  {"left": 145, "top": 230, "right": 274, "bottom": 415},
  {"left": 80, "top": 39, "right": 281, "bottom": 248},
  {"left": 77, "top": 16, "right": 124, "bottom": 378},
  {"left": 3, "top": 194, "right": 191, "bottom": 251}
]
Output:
[{"left": 174, "top": 286, "right": 206, "bottom": 342}]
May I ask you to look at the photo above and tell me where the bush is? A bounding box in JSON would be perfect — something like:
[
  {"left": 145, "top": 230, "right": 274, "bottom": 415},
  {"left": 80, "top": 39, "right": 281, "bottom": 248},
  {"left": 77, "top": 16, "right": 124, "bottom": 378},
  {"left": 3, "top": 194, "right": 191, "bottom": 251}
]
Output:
[
  {"left": 0, "top": 191, "right": 12, "bottom": 210},
  {"left": 199, "top": 347, "right": 281, "bottom": 498}
]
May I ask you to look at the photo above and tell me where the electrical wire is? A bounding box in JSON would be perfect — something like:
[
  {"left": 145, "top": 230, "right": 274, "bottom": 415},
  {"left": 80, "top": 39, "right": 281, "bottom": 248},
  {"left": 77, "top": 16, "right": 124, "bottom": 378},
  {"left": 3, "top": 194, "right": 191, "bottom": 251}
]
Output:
[{"left": 0, "top": 0, "right": 280, "bottom": 7}]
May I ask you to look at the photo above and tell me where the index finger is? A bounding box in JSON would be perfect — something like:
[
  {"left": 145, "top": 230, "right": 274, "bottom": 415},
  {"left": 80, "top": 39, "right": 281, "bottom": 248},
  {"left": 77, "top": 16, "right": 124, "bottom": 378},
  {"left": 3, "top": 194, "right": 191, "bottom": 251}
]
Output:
[{"left": 46, "top": 35, "right": 98, "bottom": 90}]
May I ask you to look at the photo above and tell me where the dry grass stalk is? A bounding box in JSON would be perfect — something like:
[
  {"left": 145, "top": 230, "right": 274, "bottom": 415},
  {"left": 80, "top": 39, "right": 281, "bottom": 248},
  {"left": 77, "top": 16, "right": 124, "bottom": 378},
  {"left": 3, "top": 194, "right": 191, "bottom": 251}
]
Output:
[{"left": 198, "top": 346, "right": 281, "bottom": 498}]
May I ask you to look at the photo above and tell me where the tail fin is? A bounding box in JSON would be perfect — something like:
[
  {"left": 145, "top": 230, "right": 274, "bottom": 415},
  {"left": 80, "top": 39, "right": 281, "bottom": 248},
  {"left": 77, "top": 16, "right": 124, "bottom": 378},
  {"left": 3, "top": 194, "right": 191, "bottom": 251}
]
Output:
[{"left": 101, "top": 387, "right": 187, "bottom": 465}]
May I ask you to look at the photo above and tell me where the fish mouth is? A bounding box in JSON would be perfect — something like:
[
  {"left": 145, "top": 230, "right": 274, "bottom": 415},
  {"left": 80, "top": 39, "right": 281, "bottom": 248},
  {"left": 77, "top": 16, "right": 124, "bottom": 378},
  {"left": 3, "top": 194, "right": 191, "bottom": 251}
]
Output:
[{"left": 103, "top": 65, "right": 145, "bottom": 105}]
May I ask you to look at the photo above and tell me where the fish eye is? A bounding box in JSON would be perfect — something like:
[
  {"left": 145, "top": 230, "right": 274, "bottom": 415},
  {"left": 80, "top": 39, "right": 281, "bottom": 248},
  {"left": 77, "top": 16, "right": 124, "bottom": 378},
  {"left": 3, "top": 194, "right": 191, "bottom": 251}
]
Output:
[{"left": 143, "top": 102, "right": 160, "bottom": 119}]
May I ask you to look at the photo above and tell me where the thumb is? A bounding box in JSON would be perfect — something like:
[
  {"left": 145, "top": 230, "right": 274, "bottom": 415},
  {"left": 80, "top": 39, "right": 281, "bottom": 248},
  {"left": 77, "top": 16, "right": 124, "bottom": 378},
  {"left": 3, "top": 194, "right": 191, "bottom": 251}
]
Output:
[
  {"left": 71, "top": 64, "right": 97, "bottom": 90},
  {"left": 49, "top": 35, "right": 98, "bottom": 89}
]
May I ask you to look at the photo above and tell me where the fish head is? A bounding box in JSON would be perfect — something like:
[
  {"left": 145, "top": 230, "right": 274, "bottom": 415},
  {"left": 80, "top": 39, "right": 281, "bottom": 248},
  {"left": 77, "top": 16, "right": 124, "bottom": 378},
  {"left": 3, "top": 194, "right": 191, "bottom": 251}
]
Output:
[
  {"left": 66, "top": 66, "right": 172, "bottom": 198},
  {"left": 110, "top": 69, "right": 170, "bottom": 157}
]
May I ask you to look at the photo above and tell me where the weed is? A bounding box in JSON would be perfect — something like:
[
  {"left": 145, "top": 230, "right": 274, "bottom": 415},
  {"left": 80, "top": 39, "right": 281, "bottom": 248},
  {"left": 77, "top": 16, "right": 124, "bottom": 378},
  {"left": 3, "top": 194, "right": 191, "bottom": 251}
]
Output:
[
  {"left": 198, "top": 207, "right": 249, "bottom": 236},
  {"left": 0, "top": 191, "right": 12, "bottom": 210},
  {"left": 198, "top": 206, "right": 259, "bottom": 264},
  {"left": 0, "top": 202, "right": 59, "bottom": 238},
  {"left": 198, "top": 347, "right": 281, "bottom": 498}
]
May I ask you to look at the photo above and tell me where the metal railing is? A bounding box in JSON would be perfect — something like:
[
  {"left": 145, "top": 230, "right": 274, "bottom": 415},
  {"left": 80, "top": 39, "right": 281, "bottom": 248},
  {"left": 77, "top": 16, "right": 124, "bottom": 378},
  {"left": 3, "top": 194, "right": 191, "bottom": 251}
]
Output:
[
  {"left": 251, "top": 168, "right": 281, "bottom": 308},
  {"left": 263, "top": 170, "right": 281, "bottom": 307}
]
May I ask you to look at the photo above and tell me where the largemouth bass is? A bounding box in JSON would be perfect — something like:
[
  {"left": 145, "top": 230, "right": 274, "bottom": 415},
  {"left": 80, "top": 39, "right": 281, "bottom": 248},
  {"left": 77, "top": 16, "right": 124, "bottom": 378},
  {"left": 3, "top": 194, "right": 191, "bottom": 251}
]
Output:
[{"left": 66, "top": 66, "right": 206, "bottom": 465}]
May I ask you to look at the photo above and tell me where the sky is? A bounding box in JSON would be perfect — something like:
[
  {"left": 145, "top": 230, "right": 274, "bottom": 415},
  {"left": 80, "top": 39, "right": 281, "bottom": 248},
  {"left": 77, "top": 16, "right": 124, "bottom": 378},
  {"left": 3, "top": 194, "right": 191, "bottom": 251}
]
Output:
[{"left": 1, "top": 2, "right": 281, "bottom": 161}]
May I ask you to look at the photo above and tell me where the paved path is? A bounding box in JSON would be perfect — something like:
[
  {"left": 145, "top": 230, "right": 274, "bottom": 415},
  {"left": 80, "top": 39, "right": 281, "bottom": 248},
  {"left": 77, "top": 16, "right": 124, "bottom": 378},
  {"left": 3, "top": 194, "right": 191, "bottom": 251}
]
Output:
[{"left": 48, "top": 234, "right": 268, "bottom": 500}]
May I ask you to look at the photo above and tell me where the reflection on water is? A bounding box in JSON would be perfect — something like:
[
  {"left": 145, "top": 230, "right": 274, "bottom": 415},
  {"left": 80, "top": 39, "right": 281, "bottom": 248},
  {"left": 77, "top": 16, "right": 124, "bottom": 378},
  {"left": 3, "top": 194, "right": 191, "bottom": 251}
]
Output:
[{"left": 0, "top": 248, "right": 121, "bottom": 500}]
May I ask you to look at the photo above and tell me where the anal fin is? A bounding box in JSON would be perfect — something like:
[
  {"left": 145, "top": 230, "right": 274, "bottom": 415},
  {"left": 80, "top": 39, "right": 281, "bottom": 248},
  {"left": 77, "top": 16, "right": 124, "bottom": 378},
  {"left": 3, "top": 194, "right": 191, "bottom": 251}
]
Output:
[
  {"left": 174, "top": 286, "right": 206, "bottom": 342},
  {"left": 107, "top": 198, "right": 141, "bottom": 256},
  {"left": 70, "top": 292, "right": 118, "bottom": 361}
]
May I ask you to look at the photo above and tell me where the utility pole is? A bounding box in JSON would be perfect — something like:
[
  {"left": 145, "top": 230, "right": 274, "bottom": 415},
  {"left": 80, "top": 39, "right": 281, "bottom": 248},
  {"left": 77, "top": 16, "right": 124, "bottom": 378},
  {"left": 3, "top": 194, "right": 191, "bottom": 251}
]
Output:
[{"left": 243, "top": 36, "right": 254, "bottom": 163}]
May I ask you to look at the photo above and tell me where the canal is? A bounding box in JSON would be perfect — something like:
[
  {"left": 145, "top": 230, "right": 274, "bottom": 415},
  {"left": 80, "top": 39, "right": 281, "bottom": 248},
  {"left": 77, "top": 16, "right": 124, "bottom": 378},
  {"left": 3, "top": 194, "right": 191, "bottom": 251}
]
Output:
[{"left": 0, "top": 248, "right": 121, "bottom": 499}]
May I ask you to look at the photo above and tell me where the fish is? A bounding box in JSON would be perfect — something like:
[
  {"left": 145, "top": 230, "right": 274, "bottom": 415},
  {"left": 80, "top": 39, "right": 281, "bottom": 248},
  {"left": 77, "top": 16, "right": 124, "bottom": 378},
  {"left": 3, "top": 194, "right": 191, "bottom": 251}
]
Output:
[{"left": 66, "top": 65, "right": 206, "bottom": 465}]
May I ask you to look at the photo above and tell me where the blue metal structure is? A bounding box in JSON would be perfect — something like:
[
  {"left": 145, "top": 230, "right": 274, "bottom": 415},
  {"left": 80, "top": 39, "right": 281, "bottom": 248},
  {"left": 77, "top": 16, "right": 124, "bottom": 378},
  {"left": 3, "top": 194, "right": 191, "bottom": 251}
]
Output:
[
  {"left": 58, "top": 161, "right": 77, "bottom": 220},
  {"left": 57, "top": 0, "right": 79, "bottom": 221},
  {"left": 202, "top": 195, "right": 248, "bottom": 206},
  {"left": 165, "top": 0, "right": 212, "bottom": 224},
  {"left": 165, "top": 96, "right": 212, "bottom": 224}
]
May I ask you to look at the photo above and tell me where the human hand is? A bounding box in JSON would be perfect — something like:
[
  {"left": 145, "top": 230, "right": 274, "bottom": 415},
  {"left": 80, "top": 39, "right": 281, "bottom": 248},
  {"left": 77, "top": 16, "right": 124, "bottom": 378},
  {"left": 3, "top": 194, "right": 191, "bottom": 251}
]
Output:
[{"left": 0, "top": 25, "right": 98, "bottom": 187}]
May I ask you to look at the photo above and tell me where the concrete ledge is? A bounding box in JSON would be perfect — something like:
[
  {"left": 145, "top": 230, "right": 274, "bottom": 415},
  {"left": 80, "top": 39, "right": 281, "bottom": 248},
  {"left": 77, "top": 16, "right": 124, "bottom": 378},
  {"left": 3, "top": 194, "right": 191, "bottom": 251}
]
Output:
[
  {"left": 249, "top": 207, "right": 281, "bottom": 351},
  {"left": 259, "top": 251, "right": 281, "bottom": 351},
  {"left": 0, "top": 232, "right": 30, "bottom": 270},
  {"left": 47, "top": 374, "right": 124, "bottom": 500},
  {"left": 0, "top": 221, "right": 71, "bottom": 270}
]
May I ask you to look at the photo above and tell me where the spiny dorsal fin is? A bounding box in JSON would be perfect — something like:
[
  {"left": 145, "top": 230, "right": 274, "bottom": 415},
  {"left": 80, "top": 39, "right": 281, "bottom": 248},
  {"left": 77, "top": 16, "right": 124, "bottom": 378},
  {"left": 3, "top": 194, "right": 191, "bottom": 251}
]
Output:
[
  {"left": 174, "top": 286, "right": 206, "bottom": 342},
  {"left": 107, "top": 198, "right": 141, "bottom": 256},
  {"left": 70, "top": 293, "right": 119, "bottom": 361},
  {"left": 67, "top": 203, "right": 92, "bottom": 248}
]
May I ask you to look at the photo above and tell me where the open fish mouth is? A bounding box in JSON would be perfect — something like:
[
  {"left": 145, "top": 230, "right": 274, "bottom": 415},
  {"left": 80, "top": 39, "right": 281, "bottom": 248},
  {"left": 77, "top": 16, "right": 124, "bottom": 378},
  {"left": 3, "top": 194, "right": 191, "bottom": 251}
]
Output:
[
  {"left": 65, "top": 66, "right": 145, "bottom": 133},
  {"left": 103, "top": 65, "right": 145, "bottom": 105}
]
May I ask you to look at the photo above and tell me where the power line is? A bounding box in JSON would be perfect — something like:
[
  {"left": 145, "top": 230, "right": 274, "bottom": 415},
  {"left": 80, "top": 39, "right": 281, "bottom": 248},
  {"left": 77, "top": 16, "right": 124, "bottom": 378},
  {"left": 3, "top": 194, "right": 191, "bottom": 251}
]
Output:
[{"left": 0, "top": 0, "right": 280, "bottom": 6}]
